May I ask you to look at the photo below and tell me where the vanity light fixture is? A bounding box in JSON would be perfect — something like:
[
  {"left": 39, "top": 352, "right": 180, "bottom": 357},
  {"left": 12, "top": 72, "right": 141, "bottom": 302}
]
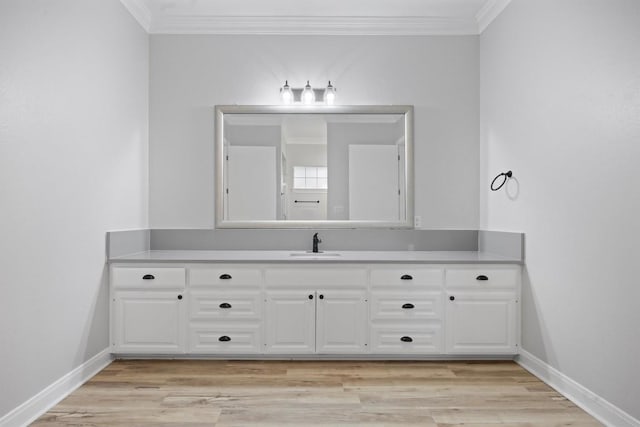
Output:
[
  {"left": 301, "top": 81, "right": 315, "bottom": 105},
  {"left": 324, "top": 81, "right": 336, "bottom": 105},
  {"left": 280, "top": 80, "right": 293, "bottom": 105},
  {"left": 279, "top": 80, "right": 337, "bottom": 105}
]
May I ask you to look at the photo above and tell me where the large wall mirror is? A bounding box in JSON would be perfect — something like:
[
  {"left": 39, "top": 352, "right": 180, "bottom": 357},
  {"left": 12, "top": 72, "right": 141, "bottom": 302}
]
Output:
[{"left": 215, "top": 105, "right": 413, "bottom": 228}]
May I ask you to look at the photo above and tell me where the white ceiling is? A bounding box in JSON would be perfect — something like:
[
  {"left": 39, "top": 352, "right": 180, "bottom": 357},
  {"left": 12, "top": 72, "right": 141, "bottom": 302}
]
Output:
[{"left": 120, "top": 0, "right": 512, "bottom": 35}]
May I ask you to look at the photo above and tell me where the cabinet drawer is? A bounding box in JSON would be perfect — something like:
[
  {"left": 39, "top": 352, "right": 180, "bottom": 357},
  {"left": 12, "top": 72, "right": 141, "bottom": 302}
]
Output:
[
  {"left": 189, "top": 291, "right": 262, "bottom": 320},
  {"left": 112, "top": 267, "right": 185, "bottom": 289},
  {"left": 370, "top": 292, "right": 442, "bottom": 321},
  {"left": 370, "top": 266, "right": 443, "bottom": 287},
  {"left": 445, "top": 266, "right": 520, "bottom": 289},
  {"left": 370, "top": 326, "right": 443, "bottom": 354},
  {"left": 190, "top": 267, "right": 261, "bottom": 287},
  {"left": 189, "top": 324, "right": 262, "bottom": 353},
  {"left": 265, "top": 268, "right": 366, "bottom": 286}
]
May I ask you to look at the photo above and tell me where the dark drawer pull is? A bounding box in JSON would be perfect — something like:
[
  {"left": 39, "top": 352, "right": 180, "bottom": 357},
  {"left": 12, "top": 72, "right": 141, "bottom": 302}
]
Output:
[
  {"left": 476, "top": 275, "right": 489, "bottom": 281},
  {"left": 400, "top": 274, "right": 413, "bottom": 280},
  {"left": 218, "top": 336, "right": 231, "bottom": 342},
  {"left": 400, "top": 336, "right": 413, "bottom": 343},
  {"left": 219, "top": 303, "right": 232, "bottom": 309},
  {"left": 402, "top": 303, "right": 415, "bottom": 309},
  {"left": 219, "top": 274, "right": 232, "bottom": 280},
  {"left": 449, "top": 296, "right": 455, "bottom": 301},
  {"left": 142, "top": 274, "right": 155, "bottom": 280}
]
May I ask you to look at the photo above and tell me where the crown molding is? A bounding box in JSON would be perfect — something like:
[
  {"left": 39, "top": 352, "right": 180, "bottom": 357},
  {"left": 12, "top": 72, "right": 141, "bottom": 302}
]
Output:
[
  {"left": 119, "top": 0, "right": 152, "bottom": 32},
  {"left": 476, "top": 0, "right": 512, "bottom": 33},
  {"left": 148, "top": 16, "right": 479, "bottom": 36},
  {"left": 119, "top": 0, "right": 513, "bottom": 36}
]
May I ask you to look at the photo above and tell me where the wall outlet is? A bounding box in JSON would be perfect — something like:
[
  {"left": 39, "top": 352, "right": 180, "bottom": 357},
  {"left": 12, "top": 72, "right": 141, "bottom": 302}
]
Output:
[{"left": 414, "top": 216, "right": 422, "bottom": 228}]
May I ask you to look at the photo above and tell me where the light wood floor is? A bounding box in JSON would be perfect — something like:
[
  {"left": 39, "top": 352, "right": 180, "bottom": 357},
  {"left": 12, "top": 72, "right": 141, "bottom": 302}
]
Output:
[{"left": 33, "top": 360, "right": 601, "bottom": 426}]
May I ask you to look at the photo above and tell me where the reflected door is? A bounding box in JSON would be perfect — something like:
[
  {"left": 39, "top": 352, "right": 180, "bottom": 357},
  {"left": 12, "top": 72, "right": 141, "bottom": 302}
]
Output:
[
  {"left": 348, "top": 145, "right": 399, "bottom": 221},
  {"left": 226, "top": 146, "right": 276, "bottom": 220}
]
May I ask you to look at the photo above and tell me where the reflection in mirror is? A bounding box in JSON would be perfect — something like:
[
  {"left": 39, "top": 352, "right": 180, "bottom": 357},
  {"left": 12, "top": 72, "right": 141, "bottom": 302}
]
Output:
[{"left": 216, "top": 106, "right": 413, "bottom": 228}]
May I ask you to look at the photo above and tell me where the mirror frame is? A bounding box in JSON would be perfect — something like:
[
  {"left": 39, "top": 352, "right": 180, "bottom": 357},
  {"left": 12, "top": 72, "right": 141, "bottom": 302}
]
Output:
[{"left": 215, "top": 105, "right": 414, "bottom": 229}]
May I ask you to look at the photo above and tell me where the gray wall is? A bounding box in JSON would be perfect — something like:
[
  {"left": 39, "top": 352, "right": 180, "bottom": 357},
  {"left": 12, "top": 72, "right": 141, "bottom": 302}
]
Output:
[
  {"left": 149, "top": 35, "right": 480, "bottom": 229},
  {"left": 0, "top": 0, "right": 149, "bottom": 419},
  {"left": 480, "top": 0, "right": 640, "bottom": 419}
]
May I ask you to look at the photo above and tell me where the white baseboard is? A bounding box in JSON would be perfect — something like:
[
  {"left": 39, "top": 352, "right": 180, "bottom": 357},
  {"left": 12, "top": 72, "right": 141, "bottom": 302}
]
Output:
[
  {"left": 0, "top": 348, "right": 113, "bottom": 427},
  {"left": 517, "top": 349, "right": 640, "bottom": 427}
]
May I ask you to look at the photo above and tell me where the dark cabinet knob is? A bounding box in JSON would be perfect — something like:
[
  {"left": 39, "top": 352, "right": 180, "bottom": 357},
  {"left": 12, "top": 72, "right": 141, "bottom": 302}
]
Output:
[
  {"left": 142, "top": 274, "right": 155, "bottom": 280},
  {"left": 308, "top": 294, "right": 314, "bottom": 299},
  {"left": 400, "top": 274, "right": 413, "bottom": 280},
  {"left": 400, "top": 336, "right": 413, "bottom": 343},
  {"left": 476, "top": 275, "right": 489, "bottom": 281},
  {"left": 177, "top": 295, "right": 183, "bottom": 300},
  {"left": 449, "top": 296, "right": 455, "bottom": 301},
  {"left": 218, "top": 336, "right": 231, "bottom": 342},
  {"left": 402, "top": 303, "right": 414, "bottom": 309},
  {"left": 219, "top": 274, "right": 232, "bottom": 280},
  {"left": 319, "top": 294, "right": 324, "bottom": 299},
  {"left": 219, "top": 302, "right": 232, "bottom": 309}
]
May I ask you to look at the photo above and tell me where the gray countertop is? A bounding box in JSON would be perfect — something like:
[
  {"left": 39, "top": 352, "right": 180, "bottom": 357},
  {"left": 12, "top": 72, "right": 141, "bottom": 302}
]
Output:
[{"left": 108, "top": 250, "right": 523, "bottom": 264}]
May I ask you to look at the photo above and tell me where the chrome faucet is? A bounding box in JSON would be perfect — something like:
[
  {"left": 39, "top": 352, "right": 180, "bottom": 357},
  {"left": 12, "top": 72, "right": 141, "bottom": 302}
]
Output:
[{"left": 312, "top": 233, "right": 322, "bottom": 253}]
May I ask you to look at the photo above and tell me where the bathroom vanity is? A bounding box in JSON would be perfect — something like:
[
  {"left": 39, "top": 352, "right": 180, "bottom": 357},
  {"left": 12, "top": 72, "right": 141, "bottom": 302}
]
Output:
[
  {"left": 109, "top": 106, "right": 522, "bottom": 358},
  {"left": 107, "top": 105, "right": 521, "bottom": 359},
  {"left": 109, "top": 250, "right": 521, "bottom": 358}
]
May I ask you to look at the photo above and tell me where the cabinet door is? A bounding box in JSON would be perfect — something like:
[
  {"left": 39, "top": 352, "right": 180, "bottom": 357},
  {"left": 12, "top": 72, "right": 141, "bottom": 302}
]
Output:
[
  {"left": 265, "top": 290, "right": 315, "bottom": 354},
  {"left": 445, "top": 292, "right": 517, "bottom": 354},
  {"left": 316, "top": 289, "right": 368, "bottom": 354},
  {"left": 113, "top": 291, "right": 186, "bottom": 353}
]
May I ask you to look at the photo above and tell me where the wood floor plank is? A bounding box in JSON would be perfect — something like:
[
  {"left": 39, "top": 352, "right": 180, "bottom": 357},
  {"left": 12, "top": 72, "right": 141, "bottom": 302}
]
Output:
[
  {"left": 216, "top": 406, "right": 438, "bottom": 426},
  {"left": 32, "top": 360, "right": 602, "bottom": 426}
]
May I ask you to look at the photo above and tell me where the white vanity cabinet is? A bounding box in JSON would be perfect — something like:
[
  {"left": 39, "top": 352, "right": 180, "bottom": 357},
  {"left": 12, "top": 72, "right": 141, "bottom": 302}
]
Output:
[
  {"left": 111, "top": 267, "right": 187, "bottom": 354},
  {"left": 444, "top": 265, "right": 520, "bottom": 354},
  {"left": 109, "top": 261, "right": 521, "bottom": 358},
  {"left": 188, "top": 266, "right": 263, "bottom": 354},
  {"left": 264, "top": 267, "right": 368, "bottom": 354},
  {"left": 369, "top": 266, "right": 445, "bottom": 354}
]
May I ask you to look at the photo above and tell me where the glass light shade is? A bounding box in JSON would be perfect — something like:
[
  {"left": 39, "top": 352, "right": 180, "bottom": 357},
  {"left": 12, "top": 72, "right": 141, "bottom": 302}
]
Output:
[
  {"left": 302, "top": 81, "right": 315, "bottom": 105},
  {"left": 280, "top": 81, "right": 293, "bottom": 105},
  {"left": 324, "top": 81, "right": 336, "bottom": 105}
]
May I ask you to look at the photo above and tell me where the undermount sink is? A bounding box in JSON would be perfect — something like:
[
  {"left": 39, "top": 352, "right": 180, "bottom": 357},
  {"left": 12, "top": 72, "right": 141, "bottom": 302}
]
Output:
[{"left": 289, "top": 251, "right": 342, "bottom": 258}]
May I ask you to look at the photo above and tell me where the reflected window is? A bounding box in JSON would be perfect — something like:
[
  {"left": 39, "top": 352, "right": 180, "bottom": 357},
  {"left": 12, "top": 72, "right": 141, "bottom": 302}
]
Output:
[{"left": 293, "top": 166, "right": 328, "bottom": 190}]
